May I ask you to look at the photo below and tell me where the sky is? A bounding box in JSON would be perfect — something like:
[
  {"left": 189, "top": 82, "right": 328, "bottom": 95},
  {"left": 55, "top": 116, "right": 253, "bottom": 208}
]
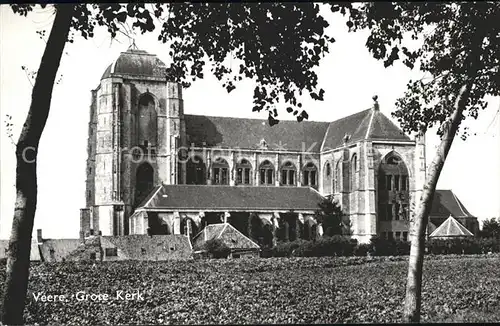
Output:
[{"left": 0, "top": 5, "right": 499, "bottom": 239}]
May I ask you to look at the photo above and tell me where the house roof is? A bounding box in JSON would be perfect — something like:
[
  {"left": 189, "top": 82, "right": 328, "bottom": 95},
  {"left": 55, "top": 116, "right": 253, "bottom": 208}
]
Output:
[
  {"left": 185, "top": 109, "right": 411, "bottom": 153},
  {"left": 137, "top": 184, "right": 325, "bottom": 212},
  {"left": 429, "top": 215, "right": 474, "bottom": 238},
  {"left": 185, "top": 114, "right": 330, "bottom": 152},
  {"left": 430, "top": 190, "right": 475, "bottom": 219},
  {"left": 100, "top": 235, "right": 192, "bottom": 260},
  {"left": 192, "top": 223, "right": 260, "bottom": 251},
  {"left": 322, "top": 109, "right": 411, "bottom": 151},
  {"left": 39, "top": 239, "right": 82, "bottom": 262}
]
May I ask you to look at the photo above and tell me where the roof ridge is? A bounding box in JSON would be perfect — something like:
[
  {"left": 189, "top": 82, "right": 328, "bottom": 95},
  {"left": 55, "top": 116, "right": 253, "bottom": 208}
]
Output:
[
  {"left": 320, "top": 123, "right": 332, "bottom": 152},
  {"left": 365, "top": 109, "right": 376, "bottom": 140}
]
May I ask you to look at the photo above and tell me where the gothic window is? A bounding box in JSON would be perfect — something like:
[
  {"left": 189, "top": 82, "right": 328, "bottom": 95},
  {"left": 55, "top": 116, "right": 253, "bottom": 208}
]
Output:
[
  {"left": 212, "top": 158, "right": 229, "bottom": 185},
  {"left": 386, "top": 175, "right": 392, "bottom": 190},
  {"left": 334, "top": 160, "right": 341, "bottom": 193},
  {"left": 187, "top": 156, "right": 206, "bottom": 185},
  {"left": 378, "top": 151, "right": 409, "bottom": 222},
  {"left": 135, "top": 163, "right": 154, "bottom": 207},
  {"left": 236, "top": 159, "right": 252, "bottom": 185},
  {"left": 259, "top": 160, "right": 274, "bottom": 185},
  {"left": 137, "top": 94, "right": 157, "bottom": 148},
  {"left": 302, "top": 162, "right": 317, "bottom": 187},
  {"left": 323, "top": 161, "right": 332, "bottom": 192},
  {"left": 280, "top": 161, "right": 296, "bottom": 186},
  {"left": 401, "top": 175, "right": 408, "bottom": 191},
  {"left": 350, "top": 154, "right": 358, "bottom": 191},
  {"left": 394, "top": 175, "right": 400, "bottom": 191}
]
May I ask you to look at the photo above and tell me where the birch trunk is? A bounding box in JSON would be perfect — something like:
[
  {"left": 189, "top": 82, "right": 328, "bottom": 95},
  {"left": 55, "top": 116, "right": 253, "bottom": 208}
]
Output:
[
  {"left": 1, "top": 5, "right": 74, "bottom": 325},
  {"left": 403, "top": 80, "right": 473, "bottom": 322}
]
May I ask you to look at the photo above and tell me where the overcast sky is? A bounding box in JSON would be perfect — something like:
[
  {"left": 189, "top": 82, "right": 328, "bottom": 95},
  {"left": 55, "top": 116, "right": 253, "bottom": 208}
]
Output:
[{"left": 1, "top": 5, "right": 499, "bottom": 239}]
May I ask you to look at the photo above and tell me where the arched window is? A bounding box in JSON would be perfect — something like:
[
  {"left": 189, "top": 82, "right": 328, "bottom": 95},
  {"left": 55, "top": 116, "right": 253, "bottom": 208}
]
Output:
[
  {"left": 135, "top": 163, "right": 154, "bottom": 207},
  {"left": 187, "top": 156, "right": 206, "bottom": 185},
  {"left": 323, "top": 161, "right": 332, "bottom": 192},
  {"left": 236, "top": 159, "right": 252, "bottom": 185},
  {"left": 137, "top": 94, "right": 157, "bottom": 148},
  {"left": 334, "top": 159, "right": 341, "bottom": 193},
  {"left": 350, "top": 154, "right": 358, "bottom": 191},
  {"left": 212, "top": 158, "right": 229, "bottom": 185},
  {"left": 280, "top": 161, "right": 297, "bottom": 186},
  {"left": 302, "top": 162, "right": 317, "bottom": 187},
  {"left": 378, "top": 152, "right": 410, "bottom": 223},
  {"left": 259, "top": 160, "right": 274, "bottom": 185}
]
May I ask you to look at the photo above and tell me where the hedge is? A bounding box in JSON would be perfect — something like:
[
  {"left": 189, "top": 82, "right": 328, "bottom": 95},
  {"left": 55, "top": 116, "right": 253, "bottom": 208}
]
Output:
[{"left": 263, "top": 236, "right": 500, "bottom": 258}]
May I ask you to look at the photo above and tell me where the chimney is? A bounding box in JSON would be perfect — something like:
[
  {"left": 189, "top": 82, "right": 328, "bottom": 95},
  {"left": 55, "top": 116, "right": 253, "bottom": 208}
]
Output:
[
  {"left": 372, "top": 95, "right": 379, "bottom": 111},
  {"left": 37, "top": 229, "right": 43, "bottom": 244},
  {"left": 204, "top": 226, "right": 207, "bottom": 241}
]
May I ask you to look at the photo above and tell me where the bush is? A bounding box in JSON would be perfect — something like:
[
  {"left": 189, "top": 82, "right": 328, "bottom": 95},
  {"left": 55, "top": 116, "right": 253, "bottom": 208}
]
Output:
[
  {"left": 354, "top": 243, "right": 372, "bottom": 257},
  {"left": 204, "top": 239, "right": 231, "bottom": 259},
  {"left": 426, "top": 237, "right": 500, "bottom": 255},
  {"left": 369, "top": 236, "right": 410, "bottom": 256},
  {"left": 272, "top": 239, "right": 308, "bottom": 257},
  {"left": 290, "top": 236, "right": 357, "bottom": 257}
]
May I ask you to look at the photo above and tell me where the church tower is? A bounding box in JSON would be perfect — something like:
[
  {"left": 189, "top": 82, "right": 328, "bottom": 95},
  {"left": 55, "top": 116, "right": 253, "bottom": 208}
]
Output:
[{"left": 80, "top": 46, "right": 185, "bottom": 237}]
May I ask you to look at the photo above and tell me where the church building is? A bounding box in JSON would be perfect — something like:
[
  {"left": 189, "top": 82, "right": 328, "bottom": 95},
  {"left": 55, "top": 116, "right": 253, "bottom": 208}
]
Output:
[{"left": 80, "top": 46, "right": 430, "bottom": 244}]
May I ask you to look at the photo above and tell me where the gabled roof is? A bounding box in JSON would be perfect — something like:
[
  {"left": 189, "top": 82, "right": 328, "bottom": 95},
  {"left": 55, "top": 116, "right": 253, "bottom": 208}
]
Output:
[
  {"left": 192, "top": 223, "right": 260, "bottom": 251},
  {"left": 185, "top": 109, "right": 410, "bottom": 154},
  {"left": 429, "top": 215, "right": 474, "bottom": 238},
  {"left": 137, "top": 184, "right": 325, "bottom": 212},
  {"left": 322, "top": 109, "right": 411, "bottom": 151},
  {"left": 185, "top": 114, "right": 330, "bottom": 152},
  {"left": 39, "top": 239, "right": 82, "bottom": 262},
  {"left": 431, "top": 190, "right": 475, "bottom": 218},
  {"left": 100, "top": 235, "right": 192, "bottom": 260}
]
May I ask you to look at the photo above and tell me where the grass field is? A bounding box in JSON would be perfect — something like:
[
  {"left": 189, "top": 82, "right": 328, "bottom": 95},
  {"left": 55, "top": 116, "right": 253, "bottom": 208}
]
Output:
[{"left": 1, "top": 255, "right": 499, "bottom": 324}]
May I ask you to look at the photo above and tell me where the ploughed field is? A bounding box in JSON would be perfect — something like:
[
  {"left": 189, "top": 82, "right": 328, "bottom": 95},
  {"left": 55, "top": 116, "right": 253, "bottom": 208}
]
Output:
[{"left": 1, "top": 255, "right": 499, "bottom": 324}]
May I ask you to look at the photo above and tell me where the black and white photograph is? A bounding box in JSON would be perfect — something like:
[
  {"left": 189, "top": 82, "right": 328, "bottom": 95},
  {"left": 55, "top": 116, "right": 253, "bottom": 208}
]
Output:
[{"left": 0, "top": 2, "right": 499, "bottom": 325}]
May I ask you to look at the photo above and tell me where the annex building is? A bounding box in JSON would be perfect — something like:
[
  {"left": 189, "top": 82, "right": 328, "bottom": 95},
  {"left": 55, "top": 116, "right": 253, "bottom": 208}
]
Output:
[{"left": 79, "top": 46, "right": 477, "bottom": 245}]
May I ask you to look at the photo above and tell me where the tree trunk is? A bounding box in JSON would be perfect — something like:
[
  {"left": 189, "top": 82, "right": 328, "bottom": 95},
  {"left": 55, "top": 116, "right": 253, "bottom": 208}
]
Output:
[
  {"left": 403, "top": 80, "right": 473, "bottom": 322},
  {"left": 1, "top": 5, "right": 74, "bottom": 325}
]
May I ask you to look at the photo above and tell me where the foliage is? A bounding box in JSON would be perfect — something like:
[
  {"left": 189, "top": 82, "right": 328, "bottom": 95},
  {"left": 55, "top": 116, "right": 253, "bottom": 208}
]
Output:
[
  {"left": 204, "top": 239, "right": 231, "bottom": 259},
  {"left": 344, "top": 2, "right": 500, "bottom": 138},
  {"left": 369, "top": 236, "right": 411, "bottom": 256},
  {"left": 265, "top": 236, "right": 500, "bottom": 258},
  {"left": 479, "top": 218, "right": 500, "bottom": 239},
  {"left": 314, "top": 198, "right": 346, "bottom": 237},
  {"left": 0, "top": 256, "right": 499, "bottom": 324},
  {"left": 426, "top": 237, "right": 500, "bottom": 255},
  {"left": 12, "top": 3, "right": 337, "bottom": 125}
]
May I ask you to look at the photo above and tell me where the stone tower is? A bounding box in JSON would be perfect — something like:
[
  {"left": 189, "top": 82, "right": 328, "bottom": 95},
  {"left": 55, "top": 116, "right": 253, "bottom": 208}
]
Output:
[{"left": 80, "top": 46, "right": 185, "bottom": 237}]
